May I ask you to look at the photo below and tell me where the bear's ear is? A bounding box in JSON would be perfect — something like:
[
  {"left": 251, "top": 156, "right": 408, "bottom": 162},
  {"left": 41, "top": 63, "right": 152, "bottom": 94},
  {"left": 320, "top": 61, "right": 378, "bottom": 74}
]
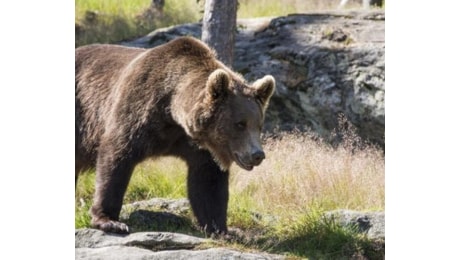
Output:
[
  {"left": 252, "top": 75, "right": 275, "bottom": 109},
  {"left": 206, "top": 69, "right": 230, "bottom": 102}
]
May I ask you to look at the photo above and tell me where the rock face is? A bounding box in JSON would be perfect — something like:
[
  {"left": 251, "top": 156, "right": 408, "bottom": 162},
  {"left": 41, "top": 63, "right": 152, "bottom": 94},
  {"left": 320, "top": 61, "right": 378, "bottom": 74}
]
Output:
[
  {"left": 119, "top": 198, "right": 193, "bottom": 233},
  {"left": 123, "top": 10, "right": 385, "bottom": 147},
  {"left": 75, "top": 229, "right": 285, "bottom": 260},
  {"left": 325, "top": 209, "right": 385, "bottom": 240},
  {"left": 325, "top": 210, "right": 385, "bottom": 258}
]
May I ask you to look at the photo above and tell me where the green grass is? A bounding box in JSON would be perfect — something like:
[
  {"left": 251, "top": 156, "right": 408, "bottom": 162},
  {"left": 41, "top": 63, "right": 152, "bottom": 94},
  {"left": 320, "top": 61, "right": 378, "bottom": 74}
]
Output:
[
  {"left": 125, "top": 159, "right": 187, "bottom": 201},
  {"left": 265, "top": 209, "right": 377, "bottom": 259},
  {"left": 75, "top": 157, "right": 188, "bottom": 229},
  {"left": 75, "top": 129, "right": 384, "bottom": 258},
  {"left": 237, "top": 0, "right": 297, "bottom": 19},
  {"left": 75, "top": 0, "right": 202, "bottom": 46}
]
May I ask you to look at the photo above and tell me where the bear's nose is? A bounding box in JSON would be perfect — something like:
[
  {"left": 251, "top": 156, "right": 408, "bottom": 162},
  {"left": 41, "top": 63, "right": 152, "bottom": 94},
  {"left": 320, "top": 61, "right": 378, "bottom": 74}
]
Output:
[{"left": 251, "top": 151, "right": 265, "bottom": 166}]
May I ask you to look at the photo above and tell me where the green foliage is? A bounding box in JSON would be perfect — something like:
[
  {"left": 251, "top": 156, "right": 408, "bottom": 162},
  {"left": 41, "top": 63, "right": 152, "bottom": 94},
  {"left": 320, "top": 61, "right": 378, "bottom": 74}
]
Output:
[
  {"left": 74, "top": 158, "right": 187, "bottom": 229},
  {"left": 75, "top": 171, "right": 94, "bottom": 229},
  {"left": 227, "top": 196, "right": 264, "bottom": 230},
  {"left": 75, "top": 0, "right": 202, "bottom": 47},
  {"left": 265, "top": 209, "right": 377, "bottom": 259},
  {"left": 125, "top": 160, "right": 187, "bottom": 202},
  {"left": 237, "top": 0, "right": 297, "bottom": 18},
  {"left": 75, "top": 201, "right": 92, "bottom": 229}
]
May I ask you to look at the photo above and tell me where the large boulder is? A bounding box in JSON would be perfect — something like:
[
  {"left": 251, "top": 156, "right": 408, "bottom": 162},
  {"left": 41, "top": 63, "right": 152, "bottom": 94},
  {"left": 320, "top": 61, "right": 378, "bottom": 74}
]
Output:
[
  {"left": 325, "top": 209, "right": 385, "bottom": 240},
  {"left": 123, "top": 10, "right": 385, "bottom": 147}
]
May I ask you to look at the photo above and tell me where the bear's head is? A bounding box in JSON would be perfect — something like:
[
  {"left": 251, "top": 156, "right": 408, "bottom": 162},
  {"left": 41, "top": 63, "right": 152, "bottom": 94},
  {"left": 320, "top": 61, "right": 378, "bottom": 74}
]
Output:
[{"left": 186, "top": 69, "right": 275, "bottom": 171}]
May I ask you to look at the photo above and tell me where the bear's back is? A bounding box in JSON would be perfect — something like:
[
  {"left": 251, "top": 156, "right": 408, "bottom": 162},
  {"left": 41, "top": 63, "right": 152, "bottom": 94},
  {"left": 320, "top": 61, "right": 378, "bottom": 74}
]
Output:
[{"left": 76, "top": 44, "right": 146, "bottom": 82}]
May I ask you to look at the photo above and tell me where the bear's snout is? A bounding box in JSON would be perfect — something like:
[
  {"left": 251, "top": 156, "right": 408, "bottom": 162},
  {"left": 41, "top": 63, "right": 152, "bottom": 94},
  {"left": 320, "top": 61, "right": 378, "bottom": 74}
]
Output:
[
  {"left": 251, "top": 150, "right": 265, "bottom": 166},
  {"left": 234, "top": 149, "right": 265, "bottom": 171}
]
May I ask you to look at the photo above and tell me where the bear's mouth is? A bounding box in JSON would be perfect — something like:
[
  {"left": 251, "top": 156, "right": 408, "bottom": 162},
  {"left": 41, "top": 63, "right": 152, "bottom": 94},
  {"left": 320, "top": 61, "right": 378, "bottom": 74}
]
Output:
[{"left": 234, "top": 153, "right": 254, "bottom": 171}]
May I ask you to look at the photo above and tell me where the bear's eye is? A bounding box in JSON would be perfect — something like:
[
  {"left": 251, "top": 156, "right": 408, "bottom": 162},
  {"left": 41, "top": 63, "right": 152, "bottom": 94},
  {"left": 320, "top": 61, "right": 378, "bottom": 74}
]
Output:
[{"left": 235, "top": 121, "right": 247, "bottom": 130}]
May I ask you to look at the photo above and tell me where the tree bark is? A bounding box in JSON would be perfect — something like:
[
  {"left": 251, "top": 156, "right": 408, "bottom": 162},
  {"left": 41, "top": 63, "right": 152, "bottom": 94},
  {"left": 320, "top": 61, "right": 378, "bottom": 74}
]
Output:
[{"left": 201, "top": 0, "right": 237, "bottom": 67}]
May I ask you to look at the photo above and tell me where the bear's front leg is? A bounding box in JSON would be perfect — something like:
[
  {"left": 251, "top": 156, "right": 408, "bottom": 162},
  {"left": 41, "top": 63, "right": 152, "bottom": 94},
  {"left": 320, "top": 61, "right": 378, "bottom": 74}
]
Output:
[
  {"left": 186, "top": 151, "right": 229, "bottom": 234},
  {"left": 90, "top": 142, "right": 137, "bottom": 234}
]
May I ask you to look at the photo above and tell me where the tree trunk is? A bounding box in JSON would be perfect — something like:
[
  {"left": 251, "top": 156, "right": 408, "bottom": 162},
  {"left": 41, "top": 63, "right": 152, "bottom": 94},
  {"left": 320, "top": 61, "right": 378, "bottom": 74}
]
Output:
[{"left": 201, "top": 0, "right": 237, "bottom": 67}]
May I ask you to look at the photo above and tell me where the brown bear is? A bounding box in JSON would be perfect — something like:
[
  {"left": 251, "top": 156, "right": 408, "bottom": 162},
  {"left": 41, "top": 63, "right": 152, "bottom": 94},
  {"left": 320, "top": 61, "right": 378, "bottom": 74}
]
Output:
[{"left": 75, "top": 37, "right": 275, "bottom": 234}]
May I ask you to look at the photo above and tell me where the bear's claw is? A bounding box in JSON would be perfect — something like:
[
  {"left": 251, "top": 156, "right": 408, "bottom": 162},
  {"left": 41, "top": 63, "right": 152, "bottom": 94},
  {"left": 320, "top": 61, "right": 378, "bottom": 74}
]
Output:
[{"left": 93, "top": 219, "right": 130, "bottom": 234}]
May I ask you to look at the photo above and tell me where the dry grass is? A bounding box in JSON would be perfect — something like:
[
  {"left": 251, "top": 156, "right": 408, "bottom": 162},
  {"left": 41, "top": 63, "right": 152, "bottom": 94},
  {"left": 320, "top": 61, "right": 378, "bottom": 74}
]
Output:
[
  {"left": 237, "top": 0, "right": 385, "bottom": 18},
  {"left": 224, "top": 128, "right": 384, "bottom": 257},
  {"left": 229, "top": 130, "right": 384, "bottom": 221},
  {"left": 237, "top": 0, "right": 353, "bottom": 18}
]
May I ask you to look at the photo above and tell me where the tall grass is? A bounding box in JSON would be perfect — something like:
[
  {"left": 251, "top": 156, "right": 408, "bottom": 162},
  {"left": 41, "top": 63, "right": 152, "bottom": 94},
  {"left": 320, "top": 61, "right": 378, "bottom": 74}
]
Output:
[
  {"left": 125, "top": 158, "right": 187, "bottom": 201},
  {"left": 75, "top": 0, "right": 202, "bottom": 46},
  {"left": 230, "top": 131, "right": 384, "bottom": 218},
  {"left": 75, "top": 0, "right": 151, "bottom": 19},
  {"left": 237, "top": 0, "right": 343, "bottom": 18},
  {"left": 225, "top": 129, "right": 384, "bottom": 258}
]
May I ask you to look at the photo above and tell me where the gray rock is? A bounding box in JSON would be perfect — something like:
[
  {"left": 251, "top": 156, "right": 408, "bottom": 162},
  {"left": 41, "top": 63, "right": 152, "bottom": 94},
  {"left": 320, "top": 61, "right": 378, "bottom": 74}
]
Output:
[
  {"left": 122, "top": 198, "right": 190, "bottom": 213},
  {"left": 75, "top": 229, "right": 285, "bottom": 260},
  {"left": 76, "top": 247, "right": 285, "bottom": 260},
  {"left": 121, "top": 10, "right": 385, "bottom": 147},
  {"left": 325, "top": 210, "right": 385, "bottom": 240},
  {"left": 119, "top": 198, "right": 193, "bottom": 232},
  {"left": 75, "top": 229, "right": 208, "bottom": 249},
  {"left": 76, "top": 246, "right": 159, "bottom": 260},
  {"left": 142, "top": 248, "right": 285, "bottom": 260}
]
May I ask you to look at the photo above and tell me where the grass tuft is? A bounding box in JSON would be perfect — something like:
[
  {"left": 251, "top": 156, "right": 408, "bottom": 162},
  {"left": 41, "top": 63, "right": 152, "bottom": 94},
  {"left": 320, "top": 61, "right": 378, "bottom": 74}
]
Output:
[
  {"left": 266, "top": 209, "right": 375, "bottom": 258},
  {"left": 125, "top": 158, "right": 187, "bottom": 201}
]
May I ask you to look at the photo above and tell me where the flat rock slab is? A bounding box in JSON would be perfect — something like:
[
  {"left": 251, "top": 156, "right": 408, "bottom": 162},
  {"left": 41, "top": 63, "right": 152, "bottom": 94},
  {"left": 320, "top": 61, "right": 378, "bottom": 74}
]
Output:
[
  {"left": 76, "top": 229, "right": 286, "bottom": 259},
  {"left": 76, "top": 247, "right": 285, "bottom": 260},
  {"left": 75, "top": 228, "right": 209, "bottom": 250}
]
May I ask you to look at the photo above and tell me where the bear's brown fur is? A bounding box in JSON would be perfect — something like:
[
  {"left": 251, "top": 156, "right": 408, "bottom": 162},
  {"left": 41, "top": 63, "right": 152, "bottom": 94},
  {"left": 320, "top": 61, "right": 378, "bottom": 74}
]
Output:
[{"left": 75, "top": 37, "right": 275, "bottom": 234}]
